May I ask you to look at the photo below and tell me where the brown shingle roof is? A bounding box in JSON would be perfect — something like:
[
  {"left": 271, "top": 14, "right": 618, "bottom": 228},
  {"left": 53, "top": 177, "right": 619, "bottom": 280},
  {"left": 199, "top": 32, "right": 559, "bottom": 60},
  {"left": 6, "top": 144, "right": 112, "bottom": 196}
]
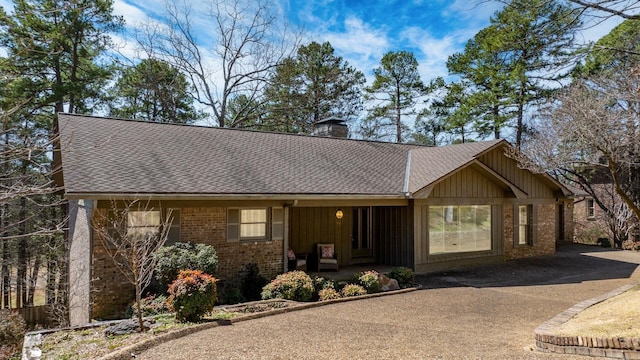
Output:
[{"left": 57, "top": 113, "right": 505, "bottom": 198}]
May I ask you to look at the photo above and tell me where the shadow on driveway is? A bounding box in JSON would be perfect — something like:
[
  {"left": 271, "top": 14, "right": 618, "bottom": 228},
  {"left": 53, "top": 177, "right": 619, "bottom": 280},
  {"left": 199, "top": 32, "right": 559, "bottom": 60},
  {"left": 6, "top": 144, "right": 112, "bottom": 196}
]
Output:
[{"left": 418, "top": 243, "right": 640, "bottom": 289}]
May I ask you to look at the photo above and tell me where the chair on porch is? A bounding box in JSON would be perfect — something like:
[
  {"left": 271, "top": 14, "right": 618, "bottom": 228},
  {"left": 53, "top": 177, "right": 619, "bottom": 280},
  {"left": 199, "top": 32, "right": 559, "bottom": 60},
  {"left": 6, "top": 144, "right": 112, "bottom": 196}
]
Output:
[
  {"left": 287, "top": 248, "right": 307, "bottom": 271},
  {"left": 317, "top": 243, "right": 338, "bottom": 271}
]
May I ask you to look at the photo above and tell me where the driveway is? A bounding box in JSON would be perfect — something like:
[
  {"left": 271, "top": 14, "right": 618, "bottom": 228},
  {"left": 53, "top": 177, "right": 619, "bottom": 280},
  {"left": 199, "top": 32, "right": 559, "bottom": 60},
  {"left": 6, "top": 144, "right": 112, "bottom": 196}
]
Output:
[{"left": 135, "top": 244, "right": 640, "bottom": 359}]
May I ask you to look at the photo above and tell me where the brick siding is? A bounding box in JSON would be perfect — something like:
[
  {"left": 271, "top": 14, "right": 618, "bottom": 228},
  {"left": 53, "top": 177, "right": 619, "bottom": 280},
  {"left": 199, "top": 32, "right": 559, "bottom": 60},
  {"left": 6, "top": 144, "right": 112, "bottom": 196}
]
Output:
[
  {"left": 91, "top": 206, "right": 283, "bottom": 320},
  {"left": 504, "top": 203, "right": 556, "bottom": 259}
]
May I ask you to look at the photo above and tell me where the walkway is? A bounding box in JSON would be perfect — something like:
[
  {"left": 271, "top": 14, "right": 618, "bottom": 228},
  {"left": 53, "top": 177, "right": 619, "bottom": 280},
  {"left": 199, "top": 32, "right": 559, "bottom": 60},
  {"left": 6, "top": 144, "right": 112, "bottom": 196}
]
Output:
[{"left": 135, "top": 244, "right": 640, "bottom": 359}]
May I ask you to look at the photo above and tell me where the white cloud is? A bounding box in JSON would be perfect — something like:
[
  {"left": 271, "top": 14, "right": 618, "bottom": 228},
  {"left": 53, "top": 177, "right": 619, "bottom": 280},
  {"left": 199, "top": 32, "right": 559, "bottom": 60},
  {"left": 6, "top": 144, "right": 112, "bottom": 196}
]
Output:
[
  {"left": 113, "top": 0, "right": 152, "bottom": 28},
  {"left": 308, "top": 16, "right": 389, "bottom": 81}
]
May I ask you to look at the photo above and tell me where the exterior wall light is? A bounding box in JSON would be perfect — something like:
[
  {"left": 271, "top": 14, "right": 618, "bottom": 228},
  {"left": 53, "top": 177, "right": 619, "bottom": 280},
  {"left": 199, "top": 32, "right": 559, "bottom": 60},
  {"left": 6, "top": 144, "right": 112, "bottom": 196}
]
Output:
[{"left": 335, "top": 209, "right": 344, "bottom": 220}]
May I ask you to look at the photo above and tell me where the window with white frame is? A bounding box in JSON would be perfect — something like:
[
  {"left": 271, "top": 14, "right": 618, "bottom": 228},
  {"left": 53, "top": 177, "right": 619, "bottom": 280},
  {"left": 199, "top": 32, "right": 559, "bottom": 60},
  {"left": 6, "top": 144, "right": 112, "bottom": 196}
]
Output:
[
  {"left": 227, "top": 208, "right": 283, "bottom": 242},
  {"left": 127, "top": 210, "right": 161, "bottom": 238},
  {"left": 516, "top": 205, "right": 533, "bottom": 246},
  {"left": 586, "top": 199, "right": 595, "bottom": 219}
]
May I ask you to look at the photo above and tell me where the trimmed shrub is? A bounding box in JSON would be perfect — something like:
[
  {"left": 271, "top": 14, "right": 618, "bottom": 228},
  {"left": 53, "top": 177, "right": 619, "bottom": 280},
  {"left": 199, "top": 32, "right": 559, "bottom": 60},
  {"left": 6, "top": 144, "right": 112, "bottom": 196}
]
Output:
[
  {"left": 622, "top": 240, "right": 640, "bottom": 251},
  {"left": 387, "top": 266, "right": 415, "bottom": 288},
  {"left": 341, "top": 284, "right": 367, "bottom": 297},
  {"left": 353, "top": 270, "right": 380, "bottom": 293},
  {"left": 126, "top": 295, "right": 171, "bottom": 318},
  {"left": 318, "top": 288, "right": 341, "bottom": 301},
  {"left": 155, "top": 242, "right": 218, "bottom": 291},
  {"left": 261, "top": 271, "right": 314, "bottom": 302},
  {"left": 0, "top": 309, "right": 26, "bottom": 359},
  {"left": 168, "top": 270, "right": 217, "bottom": 323},
  {"left": 222, "top": 287, "right": 245, "bottom": 305},
  {"left": 241, "top": 263, "right": 268, "bottom": 301}
]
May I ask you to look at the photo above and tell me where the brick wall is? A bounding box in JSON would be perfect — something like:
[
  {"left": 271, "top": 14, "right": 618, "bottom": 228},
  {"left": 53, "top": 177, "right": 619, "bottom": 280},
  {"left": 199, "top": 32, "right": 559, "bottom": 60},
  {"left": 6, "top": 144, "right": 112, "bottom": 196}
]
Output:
[
  {"left": 504, "top": 203, "right": 556, "bottom": 259},
  {"left": 91, "top": 208, "right": 135, "bottom": 320},
  {"left": 90, "top": 206, "right": 283, "bottom": 320},
  {"left": 573, "top": 199, "right": 609, "bottom": 244},
  {"left": 179, "top": 207, "right": 283, "bottom": 289}
]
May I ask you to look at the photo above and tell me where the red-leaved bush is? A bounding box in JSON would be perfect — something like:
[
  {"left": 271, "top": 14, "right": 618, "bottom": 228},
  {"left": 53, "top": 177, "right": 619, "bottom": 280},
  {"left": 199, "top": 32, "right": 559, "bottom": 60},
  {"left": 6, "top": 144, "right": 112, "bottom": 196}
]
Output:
[{"left": 167, "top": 270, "right": 217, "bottom": 323}]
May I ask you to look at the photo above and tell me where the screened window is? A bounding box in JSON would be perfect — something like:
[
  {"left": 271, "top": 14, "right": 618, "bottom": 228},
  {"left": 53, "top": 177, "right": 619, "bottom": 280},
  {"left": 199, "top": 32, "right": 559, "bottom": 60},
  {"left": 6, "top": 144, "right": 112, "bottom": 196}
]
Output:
[{"left": 428, "top": 205, "right": 492, "bottom": 255}]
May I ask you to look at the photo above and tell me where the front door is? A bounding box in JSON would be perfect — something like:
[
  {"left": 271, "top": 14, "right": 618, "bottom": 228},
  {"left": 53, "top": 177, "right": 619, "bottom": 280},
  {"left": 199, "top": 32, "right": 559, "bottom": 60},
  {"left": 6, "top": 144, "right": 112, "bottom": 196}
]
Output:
[{"left": 352, "top": 207, "right": 372, "bottom": 258}]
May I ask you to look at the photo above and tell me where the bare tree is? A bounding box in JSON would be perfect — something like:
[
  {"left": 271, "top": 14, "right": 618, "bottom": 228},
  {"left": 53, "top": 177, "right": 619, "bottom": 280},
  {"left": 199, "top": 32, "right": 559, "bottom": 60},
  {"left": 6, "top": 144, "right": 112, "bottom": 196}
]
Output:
[
  {"left": 140, "top": 0, "right": 299, "bottom": 128},
  {"left": 92, "top": 199, "right": 172, "bottom": 331},
  {"left": 515, "top": 64, "right": 640, "bottom": 244},
  {"left": 567, "top": 0, "right": 640, "bottom": 20}
]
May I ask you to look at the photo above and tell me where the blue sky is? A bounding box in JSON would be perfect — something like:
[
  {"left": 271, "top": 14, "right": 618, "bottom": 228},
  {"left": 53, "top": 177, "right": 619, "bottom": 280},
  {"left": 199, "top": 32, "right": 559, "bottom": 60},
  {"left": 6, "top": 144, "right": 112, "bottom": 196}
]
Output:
[
  {"left": 108, "top": 0, "right": 620, "bottom": 84},
  {"left": 0, "top": 0, "right": 621, "bottom": 84}
]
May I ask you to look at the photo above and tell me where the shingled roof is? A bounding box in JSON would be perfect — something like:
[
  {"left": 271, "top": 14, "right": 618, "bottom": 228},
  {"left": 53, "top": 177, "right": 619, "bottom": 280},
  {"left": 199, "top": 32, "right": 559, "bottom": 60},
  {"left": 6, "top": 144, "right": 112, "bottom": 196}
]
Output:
[{"left": 57, "top": 113, "right": 505, "bottom": 198}]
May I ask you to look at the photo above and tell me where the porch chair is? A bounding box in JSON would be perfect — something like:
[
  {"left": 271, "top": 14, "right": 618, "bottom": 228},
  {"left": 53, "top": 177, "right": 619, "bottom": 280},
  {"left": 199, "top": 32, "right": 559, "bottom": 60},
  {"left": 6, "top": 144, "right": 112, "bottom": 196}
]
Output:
[
  {"left": 287, "top": 248, "right": 307, "bottom": 271},
  {"left": 317, "top": 243, "right": 338, "bottom": 271}
]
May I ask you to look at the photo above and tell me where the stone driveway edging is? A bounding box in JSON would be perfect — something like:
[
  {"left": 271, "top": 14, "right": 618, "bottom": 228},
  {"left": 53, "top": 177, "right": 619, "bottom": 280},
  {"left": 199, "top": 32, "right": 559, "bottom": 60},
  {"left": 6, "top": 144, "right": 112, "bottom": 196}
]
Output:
[
  {"left": 99, "top": 286, "right": 419, "bottom": 360},
  {"left": 535, "top": 283, "right": 640, "bottom": 359}
]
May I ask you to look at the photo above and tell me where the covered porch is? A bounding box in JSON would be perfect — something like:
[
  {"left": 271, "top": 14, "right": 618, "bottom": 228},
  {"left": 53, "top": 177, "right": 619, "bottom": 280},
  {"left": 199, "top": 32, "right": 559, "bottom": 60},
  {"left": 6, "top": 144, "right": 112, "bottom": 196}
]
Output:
[{"left": 286, "top": 205, "right": 415, "bottom": 271}]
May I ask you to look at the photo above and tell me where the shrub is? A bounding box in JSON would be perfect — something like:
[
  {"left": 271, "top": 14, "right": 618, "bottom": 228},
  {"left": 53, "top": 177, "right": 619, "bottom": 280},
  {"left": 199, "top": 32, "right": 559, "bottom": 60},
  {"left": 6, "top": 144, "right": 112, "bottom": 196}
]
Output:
[
  {"left": 353, "top": 270, "right": 380, "bottom": 293},
  {"left": 126, "top": 295, "right": 171, "bottom": 318},
  {"left": 168, "top": 270, "right": 217, "bottom": 323},
  {"left": 597, "top": 237, "right": 612, "bottom": 248},
  {"left": 261, "top": 271, "right": 314, "bottom": 302},
  {"left": 387, "top": 267, "right": 415, "bottom": 288},
  {"left": 155, "top": 242, "right": 218, "bottom": 291},
  {"left": 318, "top": 288, "right": 341, "bottom": 301},
  {"left": 241, "top": 263, "right": 268, "bottom": 301},
  {"left": 341, "top": 284, "right": 367, "bottom": 297},
  {"left": 622, "top": 240, "right": 640, "bottom": 251},
  {"left": 222, "top": 288, "right": 245, "bottom": 305},
  {"left": 0, "top": 309, "right": 26, "bottom": 358}
]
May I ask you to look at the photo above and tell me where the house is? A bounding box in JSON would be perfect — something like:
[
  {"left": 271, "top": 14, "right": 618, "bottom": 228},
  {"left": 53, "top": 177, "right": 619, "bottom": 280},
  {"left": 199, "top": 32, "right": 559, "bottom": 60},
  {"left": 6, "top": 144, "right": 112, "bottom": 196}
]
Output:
[{"left": 56, "top": 113, "right": 574, "bottom": 325}]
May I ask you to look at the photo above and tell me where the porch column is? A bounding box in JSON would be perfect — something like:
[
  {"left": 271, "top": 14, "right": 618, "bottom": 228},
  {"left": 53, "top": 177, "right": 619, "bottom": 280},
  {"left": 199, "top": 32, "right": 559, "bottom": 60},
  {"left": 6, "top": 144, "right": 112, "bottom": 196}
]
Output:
[{"left": 68, "top": 199, "right": 93, "bottom": 326}]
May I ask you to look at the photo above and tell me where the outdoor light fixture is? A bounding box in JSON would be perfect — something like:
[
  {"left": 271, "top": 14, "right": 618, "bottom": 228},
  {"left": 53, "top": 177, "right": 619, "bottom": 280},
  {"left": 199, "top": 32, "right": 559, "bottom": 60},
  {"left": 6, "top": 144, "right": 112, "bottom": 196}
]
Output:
[{"left": 335, "top": 209, "right": 344, "bottom": 220}]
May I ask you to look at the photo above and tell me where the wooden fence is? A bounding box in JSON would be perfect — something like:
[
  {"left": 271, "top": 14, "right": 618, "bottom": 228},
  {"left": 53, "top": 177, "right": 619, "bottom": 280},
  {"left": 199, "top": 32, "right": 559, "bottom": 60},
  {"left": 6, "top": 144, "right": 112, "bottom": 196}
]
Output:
[{"left": 14, "top": 305, "right": 53, "bottom": 328}]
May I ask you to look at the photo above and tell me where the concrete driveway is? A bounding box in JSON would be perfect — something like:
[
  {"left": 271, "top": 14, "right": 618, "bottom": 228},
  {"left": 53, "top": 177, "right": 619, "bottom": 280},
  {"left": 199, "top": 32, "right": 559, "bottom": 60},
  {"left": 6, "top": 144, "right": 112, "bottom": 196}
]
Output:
[{"left": 135, "top": 244, "right": 640, "bottom": 359}]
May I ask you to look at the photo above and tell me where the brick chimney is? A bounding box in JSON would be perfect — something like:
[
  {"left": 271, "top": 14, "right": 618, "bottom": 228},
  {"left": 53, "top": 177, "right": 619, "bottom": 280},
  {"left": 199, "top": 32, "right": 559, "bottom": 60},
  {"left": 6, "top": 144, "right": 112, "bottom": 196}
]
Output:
[{"left": 312, "top": 117, "right": 348, "bottom": 138}]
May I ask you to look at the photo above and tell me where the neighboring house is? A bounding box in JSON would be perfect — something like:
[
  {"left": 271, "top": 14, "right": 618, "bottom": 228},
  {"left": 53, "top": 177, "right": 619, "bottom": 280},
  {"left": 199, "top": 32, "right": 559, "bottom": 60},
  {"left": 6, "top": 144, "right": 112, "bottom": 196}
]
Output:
[
  {"left": 56, "top": 113, "right": 574, "bottom": 325},
  {"left": 573, "top": 184, "right": 639, "bottom": 246}
]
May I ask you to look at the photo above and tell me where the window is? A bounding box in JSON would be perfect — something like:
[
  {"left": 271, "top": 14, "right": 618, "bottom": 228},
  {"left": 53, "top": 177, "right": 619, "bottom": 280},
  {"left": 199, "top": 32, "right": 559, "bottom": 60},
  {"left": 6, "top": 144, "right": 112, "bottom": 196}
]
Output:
[
  {"left": 127, "top": 210, "right": 161, "bottom": 238},
  {"left": 227, "top": 208, "right": 282, "bottom": 242},
  {"left": 516, "top": 205, "right": 533, "bottom": 246},
  {"left": 428, "top": 205, "right": 492, "bottom": 255},
  {"left": 165, "top": 209, "right": 180, "bottom": 245},
  {"left": 586, "top": 199, "right": 595, "bottom": 219},
  {"left": 241, "top": 209, "right": 267, "bottom": 238}
]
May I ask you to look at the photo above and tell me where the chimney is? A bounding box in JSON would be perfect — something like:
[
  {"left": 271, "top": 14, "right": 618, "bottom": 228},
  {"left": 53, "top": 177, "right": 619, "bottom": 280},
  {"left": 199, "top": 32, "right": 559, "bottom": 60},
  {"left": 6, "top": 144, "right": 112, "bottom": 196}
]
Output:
[{"left": 312, "top": 117, "right": 348, "bottom": 138}]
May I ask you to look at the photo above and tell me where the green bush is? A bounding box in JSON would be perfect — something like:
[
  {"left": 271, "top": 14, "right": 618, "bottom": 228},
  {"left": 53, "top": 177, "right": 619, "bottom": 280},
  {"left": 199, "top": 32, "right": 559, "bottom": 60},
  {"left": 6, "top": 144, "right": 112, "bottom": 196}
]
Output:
[
  {"left": 261, "top": 271, "right": 314, "bottom": 302},
  {"left": 353, "top": 270, "right": 380, "bottom": 293},
  {"left": 155, "top": 242, "right": 218, "bottom": 291},
  {"left": 0, "top": 309, "right": 26, "bottom": 359},
  {"left": 241, "top": 263, "right": 268, "bottom": 301},
  {"left": 126, "top": 294, "right": 171, "bottom": 318},
  {"left": 318, "top": 288, "right": 341, "bottom": 301},
  {"left": 221, "top": 287, "right": 245, "bottom": 305},
  {"left": 387, "top": 266, "right": 415, "bottom": 288},
  {"left": 168, "top": 269, "right": 217, "bottom": 323},
  {"left": 341, "top": 284, "right": 367, "bottom": 297}
]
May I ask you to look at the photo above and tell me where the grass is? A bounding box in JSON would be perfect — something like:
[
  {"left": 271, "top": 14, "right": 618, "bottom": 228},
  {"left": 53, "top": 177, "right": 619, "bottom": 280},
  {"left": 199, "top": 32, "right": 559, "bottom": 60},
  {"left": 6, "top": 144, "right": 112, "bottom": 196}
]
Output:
[{"left": 552, "top": 285, "right": 640, "bottom": 338}]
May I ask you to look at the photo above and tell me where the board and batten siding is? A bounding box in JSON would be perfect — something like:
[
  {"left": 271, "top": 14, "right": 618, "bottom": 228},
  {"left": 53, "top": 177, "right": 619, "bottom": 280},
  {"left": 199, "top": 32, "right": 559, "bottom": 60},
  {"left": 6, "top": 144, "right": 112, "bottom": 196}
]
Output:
[
  {"left": 429, "top": 166, "right": 505, "bottom": 198},
  {"left": 289, "top": 207, "right": 350, "bottom": 266},
  {"left": 372, "top": 206, "right": 414, "bottom": 268},
  {"left": 478, "top": 147, "right": 555, "bottom": 198}
]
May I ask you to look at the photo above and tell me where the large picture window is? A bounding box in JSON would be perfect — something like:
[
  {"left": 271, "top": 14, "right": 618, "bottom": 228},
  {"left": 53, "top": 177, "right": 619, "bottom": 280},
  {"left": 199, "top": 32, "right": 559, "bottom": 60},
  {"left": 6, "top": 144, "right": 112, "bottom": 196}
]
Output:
[{"left": 429, "top": 205, "right": 492, "bottom": 255}]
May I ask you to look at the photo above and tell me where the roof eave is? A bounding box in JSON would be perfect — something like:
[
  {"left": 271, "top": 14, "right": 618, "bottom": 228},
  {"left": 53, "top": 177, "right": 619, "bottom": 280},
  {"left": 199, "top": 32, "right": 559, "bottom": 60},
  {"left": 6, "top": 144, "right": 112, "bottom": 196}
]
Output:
[{"left": 63, "top": 192, "right": 409, "bottom": 201}]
